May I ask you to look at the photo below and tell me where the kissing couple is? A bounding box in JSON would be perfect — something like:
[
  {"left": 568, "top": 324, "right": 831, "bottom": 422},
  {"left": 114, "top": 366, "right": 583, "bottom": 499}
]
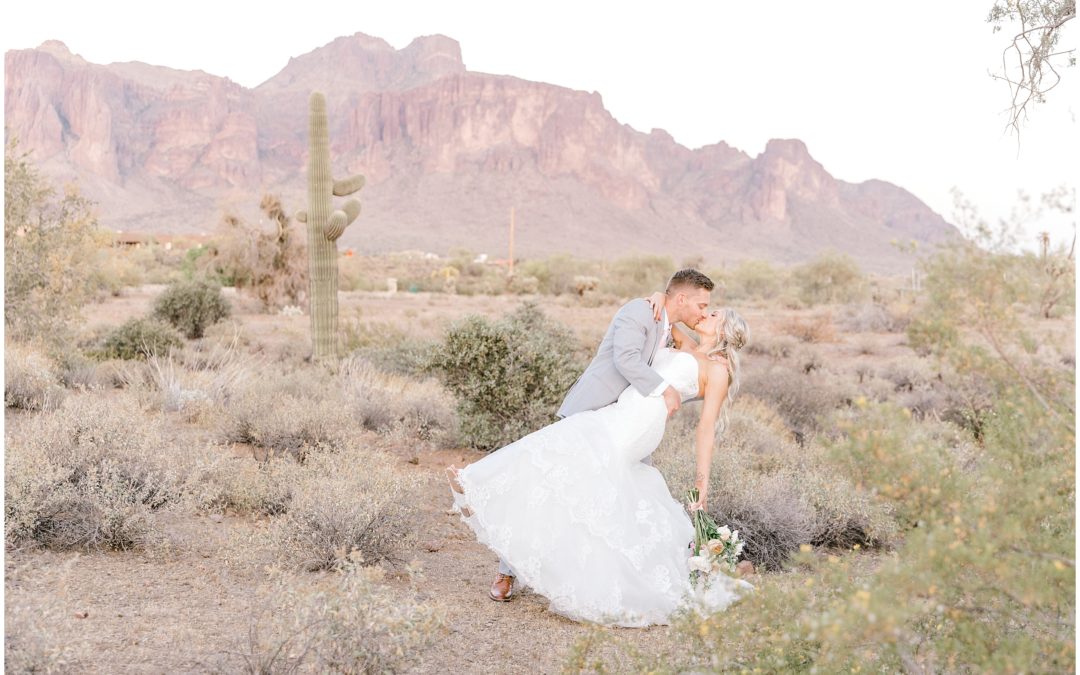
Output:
[{"left": 448, "top": 268, "right": 753, "bottom": 627}]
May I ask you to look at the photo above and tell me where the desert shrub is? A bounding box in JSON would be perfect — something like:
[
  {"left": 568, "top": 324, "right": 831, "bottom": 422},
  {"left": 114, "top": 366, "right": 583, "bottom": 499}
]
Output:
[
  {"left": 198, "top": 195, "right": 308, "bottom": 310},
  {"left": 744, "top": 333, "right": 799, "bottom": 359},
  {"left": 778, "top": 313, "right": 837, "bottom": 343},
  {"left": 98, "top": 318, "right": 184, "bottom": 360},
  {"left": 152, "top": 278, "right": 230, "bottom": 339},
  {"left": 721, "top": 259, "right": 786, "bottom": 302},
  {"left": 218, "top": 385, "right": 350, "bottom": 462},
  {"left": 221, "top": 566, "right": 442, "bottom": 674},
  {"left": 342, "top": 356, "right": 458, "bottom": 444},
  {"left": 837, "top": 302, "right": 905, "bottom": 332},
  {"left": 518, "top": 254, "right": 598, "bottom": 295},
  {"left": 740, "top": 362, "right": 852, "bottom": 444},
  {"left": 187, "top": 452, "right": 298, "bottom": 517},
  {"left": 905, "top": 314, "right": 959, "bottom": 356},
  {"left": 4, "top": 140, "right": 103, "bottom": 344},
  {"left": 429, "top": 302, "right": 581, "bottom": 450},
  {"left": 142, "top": 340, "right": 251, "bottom": 417},
  {"left": 4, "top": 342, "right": 65, "bottom": 411},
  {"left": 655, "top": 399, "right": 893, "bottom": 571},
  {"left": 597, "top": 254, "right": 674, "bottom": 298},
  {"left": 4, "top": 394, "right": 181, "bottom": 551},
  {"left": 792, "top": 252, "right": 866, "bottom": 305},
  {"left": 825, "top": 403, "right": 978, "bottom": 528},
  {"left": 269, "top": 446, "right": 420, "bottom": 571}
]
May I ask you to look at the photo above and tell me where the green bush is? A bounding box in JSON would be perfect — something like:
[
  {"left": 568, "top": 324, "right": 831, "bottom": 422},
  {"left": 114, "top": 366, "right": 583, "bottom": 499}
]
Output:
[
  {"left": 720, "top": 259, "right": 787, "bottom": 302},
  {"left": 152, "top": 278, "right": 230, "bottom": 339},
  {"left": 792, "top": 252, "right": 866, "bottom": 305},
  {"left": 429, "top": 302, "right": 582, "bottom": 450},
  {"left": 4, "top": 140, "right": 103, "bottom": 344},
  {"left": 597, "top": 254, "right": 674, "bottom": 298},
  {"left": 100, "top": 318, "right": 184, "bottom": 360}
]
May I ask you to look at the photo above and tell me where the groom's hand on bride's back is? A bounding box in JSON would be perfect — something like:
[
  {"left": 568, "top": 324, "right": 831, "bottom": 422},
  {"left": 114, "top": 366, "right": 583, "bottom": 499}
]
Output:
[{"left": 662, "top": 386, "right": 680, "bottom": 418}]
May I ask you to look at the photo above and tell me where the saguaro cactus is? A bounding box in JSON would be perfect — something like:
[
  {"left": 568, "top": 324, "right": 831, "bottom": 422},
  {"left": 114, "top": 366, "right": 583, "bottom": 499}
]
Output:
[{"left": 295, "top": 92, "right": 364, "bottom": 361}]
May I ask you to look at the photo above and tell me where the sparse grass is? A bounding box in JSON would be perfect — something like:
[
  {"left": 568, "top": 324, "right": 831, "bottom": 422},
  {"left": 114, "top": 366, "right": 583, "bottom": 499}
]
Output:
[{"left": 218, "top": 566, "right": 443, "bottom": 673}]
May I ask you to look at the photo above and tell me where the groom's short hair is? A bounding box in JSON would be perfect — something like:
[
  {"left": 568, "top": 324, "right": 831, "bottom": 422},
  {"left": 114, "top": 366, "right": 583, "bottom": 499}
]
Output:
[{"left": 666, "top": 268, "right": 714, "bottom": 294}]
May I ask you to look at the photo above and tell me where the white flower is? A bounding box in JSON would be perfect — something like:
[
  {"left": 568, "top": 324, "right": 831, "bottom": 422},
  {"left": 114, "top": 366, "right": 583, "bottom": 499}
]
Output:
[
  {"left": 688, "top": 555, "right": 711, "bottom": 573},
  {"left": 735, "top": 542, "right": 745, "bottom": 556},
  {"left": 717, "top": 526, "right": 732, "bottom": 541},
  {"left": 730, "top": 530, "right": 740, "bottom": 543}
]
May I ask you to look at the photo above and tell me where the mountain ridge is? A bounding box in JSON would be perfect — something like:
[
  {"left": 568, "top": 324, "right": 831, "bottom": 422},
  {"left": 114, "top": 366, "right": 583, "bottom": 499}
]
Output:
[{"left": 4, "top": 35, "right": 958, "bottom": 272}]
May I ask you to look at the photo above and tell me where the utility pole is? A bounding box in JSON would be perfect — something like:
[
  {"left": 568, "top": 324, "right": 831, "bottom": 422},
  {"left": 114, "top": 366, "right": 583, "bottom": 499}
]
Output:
[{"left": 509, "top": 206, "right": 515, "bottom": 277}]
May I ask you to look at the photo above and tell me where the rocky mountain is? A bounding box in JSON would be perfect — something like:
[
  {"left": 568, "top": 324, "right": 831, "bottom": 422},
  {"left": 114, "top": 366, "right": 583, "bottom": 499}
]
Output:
[{"left": 5, "top": 34, "right": 958, "bottom": 272}]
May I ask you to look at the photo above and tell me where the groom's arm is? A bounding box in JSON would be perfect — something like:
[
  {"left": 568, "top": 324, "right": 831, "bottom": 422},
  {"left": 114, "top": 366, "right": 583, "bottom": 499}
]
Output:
[{"left": 612, "top": 300, "right": 666, "bottom": 396}]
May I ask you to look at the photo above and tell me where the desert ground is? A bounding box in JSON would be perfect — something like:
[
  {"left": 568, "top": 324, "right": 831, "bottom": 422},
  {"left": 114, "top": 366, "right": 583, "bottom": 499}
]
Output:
[{"left": 5, "top": 270, "right": 1074, "bottom": 673}]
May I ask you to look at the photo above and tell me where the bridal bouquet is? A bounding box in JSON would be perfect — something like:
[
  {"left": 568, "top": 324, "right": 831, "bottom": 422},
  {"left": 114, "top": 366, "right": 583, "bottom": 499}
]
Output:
[{"left": 686, "top": 488, "right": 744, "bottom": 588}]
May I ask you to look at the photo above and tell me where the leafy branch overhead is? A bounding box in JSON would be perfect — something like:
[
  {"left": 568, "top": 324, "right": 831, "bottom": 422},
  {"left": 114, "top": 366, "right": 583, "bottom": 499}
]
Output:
[{"left": 988, "top": 0, "right": 1076, "bottom": 136}]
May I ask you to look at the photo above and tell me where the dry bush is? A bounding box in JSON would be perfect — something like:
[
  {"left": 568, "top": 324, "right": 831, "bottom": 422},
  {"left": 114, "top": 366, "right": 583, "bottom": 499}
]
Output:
[
  {"left": 143, "top": 339, "right": 252, "bottom": 417},
  {"left": 218, "top": 373, "right": 350, "bottom": 462},
  {"left": 269, "top": 446, "right": 421, "bottom": 571},
  {"left": 850, "top": 336, "right": 878, "bottom": 356},
  {"left": 4, "top": 341, "right": 65, "bottom": 411},
  {"left": 341, "top": 356, "right": 458, "bottom": 445},
  {"left": 740, "top": 362, "right": 853, "bottom": 444},
  {"left": 200, "top": 195, "right": 308, "bottom": 312},
  {"left": 778, "top": 314, "right": 837, "bottom": 343},
  {"left": 4, "top": 394, "right": 182, "bottom": 551},
  {"left": 745, "top": 333, "right": 799, "bottom": 360},
  {"left": 837, "top": 302, "right": 906, "bottom": 333},
  {"left": 655, "top": 398, "right": 894, "bottom": 571},
  {"left": 219, "top": 566, "right": 442, "bottom": 673},
  {"left": 186, "top": 452, "right": 298, "bottom": 517}
]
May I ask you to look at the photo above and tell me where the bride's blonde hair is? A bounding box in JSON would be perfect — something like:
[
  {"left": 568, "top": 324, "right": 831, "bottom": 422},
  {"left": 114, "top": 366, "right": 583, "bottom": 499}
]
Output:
[{"left": 705, "top": 308, "right": 749, "bottom": 435}]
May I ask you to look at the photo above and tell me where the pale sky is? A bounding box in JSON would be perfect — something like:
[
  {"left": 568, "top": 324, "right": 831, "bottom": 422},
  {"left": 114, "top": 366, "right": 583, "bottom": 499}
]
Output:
[{"left": 3, "top": 0, "right": 1076, "bottom": 251}]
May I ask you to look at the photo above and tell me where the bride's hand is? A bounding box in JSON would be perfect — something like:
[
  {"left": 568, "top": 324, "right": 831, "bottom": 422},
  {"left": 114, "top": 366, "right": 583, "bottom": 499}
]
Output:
[
  {"left": 687, "top": 497, "right": 707, "bottom": 513},
  {"left": 645, "top": 291, "right": 666, "bottom": 321}
]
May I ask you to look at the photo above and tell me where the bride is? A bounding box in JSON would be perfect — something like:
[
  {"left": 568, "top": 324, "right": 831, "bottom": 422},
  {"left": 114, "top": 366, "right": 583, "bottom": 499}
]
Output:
[{"left": 448, "top": 300, "right": 752, "bottom": 627}]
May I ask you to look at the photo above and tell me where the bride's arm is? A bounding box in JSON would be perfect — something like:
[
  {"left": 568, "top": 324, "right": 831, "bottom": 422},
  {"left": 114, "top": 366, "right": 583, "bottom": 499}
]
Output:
[
  {"left": 691, "top": 363, "right": 730, "bottom": 510},
  {"left": 671, "top": 325, "right": 696, "bottom": 352}
]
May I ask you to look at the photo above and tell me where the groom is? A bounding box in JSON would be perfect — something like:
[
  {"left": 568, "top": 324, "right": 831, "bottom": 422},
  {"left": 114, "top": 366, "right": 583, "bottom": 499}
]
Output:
[{"left": 489, "top": 267, "right": 715, "bottom": 602}]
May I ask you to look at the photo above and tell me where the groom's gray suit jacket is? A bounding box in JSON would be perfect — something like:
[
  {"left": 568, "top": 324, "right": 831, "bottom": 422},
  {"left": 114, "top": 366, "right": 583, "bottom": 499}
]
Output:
[{"left": 557, "top": 299, "right": 666, "bottom": 419}]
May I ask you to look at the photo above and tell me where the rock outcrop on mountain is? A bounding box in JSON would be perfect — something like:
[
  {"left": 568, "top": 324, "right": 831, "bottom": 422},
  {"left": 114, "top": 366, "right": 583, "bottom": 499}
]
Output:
[{"left": 4, "top": 34, "right": 957, "bottom": 272}]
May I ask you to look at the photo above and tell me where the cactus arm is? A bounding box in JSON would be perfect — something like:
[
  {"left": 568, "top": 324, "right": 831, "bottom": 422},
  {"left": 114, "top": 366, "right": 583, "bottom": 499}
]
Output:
[
  {"left": 333, "top": 175, "right": 365, "bottom": 196},
  {"left": 295, "top": 210, "right": 308, "bottom": 223},
  {"left": 324, "top": 210, "right": 348, "bottom": 241},
  {"left": 341, "top": 198, "right": 361, "bottom": 226}
]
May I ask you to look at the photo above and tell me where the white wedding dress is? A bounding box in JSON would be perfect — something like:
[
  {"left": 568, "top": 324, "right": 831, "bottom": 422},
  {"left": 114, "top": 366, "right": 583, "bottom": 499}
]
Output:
[{"left": 451, "top": 348, "right": 752, "bottom": 627}]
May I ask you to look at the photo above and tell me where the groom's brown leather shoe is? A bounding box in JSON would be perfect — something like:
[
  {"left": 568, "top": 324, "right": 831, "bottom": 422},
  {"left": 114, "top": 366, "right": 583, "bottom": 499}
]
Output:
[{"left": 489, "top": 574, "right": 515, "bottom": 602}]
